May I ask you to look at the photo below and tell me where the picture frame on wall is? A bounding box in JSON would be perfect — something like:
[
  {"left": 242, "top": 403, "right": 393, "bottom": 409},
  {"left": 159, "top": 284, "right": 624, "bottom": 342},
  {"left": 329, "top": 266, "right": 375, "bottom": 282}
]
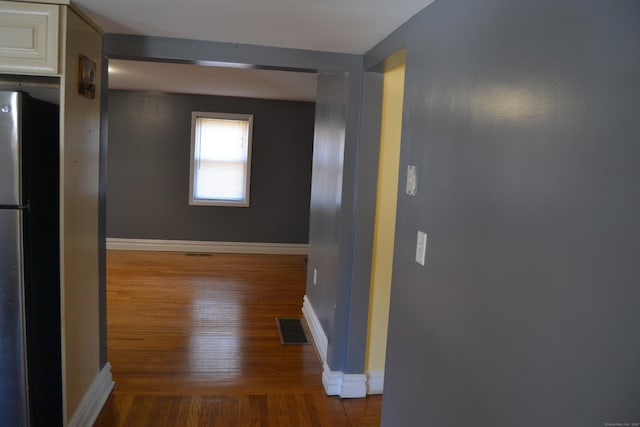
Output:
[{"left": 78, "top": 55, "right": 96, "bottom": 99}]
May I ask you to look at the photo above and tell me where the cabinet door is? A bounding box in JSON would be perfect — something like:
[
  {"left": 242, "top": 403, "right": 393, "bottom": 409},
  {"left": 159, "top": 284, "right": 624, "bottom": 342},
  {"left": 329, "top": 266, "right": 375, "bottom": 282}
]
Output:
[{"left": 0, "top": 1, "right": 59, "bottom": 75}]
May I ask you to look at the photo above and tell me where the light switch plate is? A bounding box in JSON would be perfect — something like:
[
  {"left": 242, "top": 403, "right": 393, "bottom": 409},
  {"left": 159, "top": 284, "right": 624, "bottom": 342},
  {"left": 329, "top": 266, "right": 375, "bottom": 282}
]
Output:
[
  {"left": 416, "top": 231, "right": 427, "bottom": 266},
  {"left": 406, "top": 165, "right": 417, "bottom": 196}
]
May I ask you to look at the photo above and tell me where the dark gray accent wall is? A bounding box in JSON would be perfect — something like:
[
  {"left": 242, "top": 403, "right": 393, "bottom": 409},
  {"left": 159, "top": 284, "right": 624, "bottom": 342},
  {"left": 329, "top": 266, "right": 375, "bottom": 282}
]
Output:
[
  {"left": 366, "top": 0, "right": 640, "bottom": 425},
  {"left": 107, "top": 90, "right": 315, "bottom": 243}
]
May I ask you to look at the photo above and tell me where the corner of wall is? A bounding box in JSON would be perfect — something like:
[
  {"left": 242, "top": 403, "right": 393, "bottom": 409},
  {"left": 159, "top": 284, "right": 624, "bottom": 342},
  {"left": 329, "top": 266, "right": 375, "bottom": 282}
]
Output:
[
  {"left": 366, "top": 370, "right": 384, "bottom": 395},
  {"left": 303, "top": 295, "right": 379, "bottom": 398},
  {"left": 67, "top": 363, "right": 114, "bottom": 427}
]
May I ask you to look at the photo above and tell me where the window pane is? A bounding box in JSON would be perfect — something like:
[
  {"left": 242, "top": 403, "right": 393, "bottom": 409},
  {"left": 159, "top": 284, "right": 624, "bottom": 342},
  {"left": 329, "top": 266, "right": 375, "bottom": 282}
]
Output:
[
  {"left": 198, "top": 119, "right": 248, "bottom": 162},
  {"left": 194, "top": 161, "right": 246, "bottom": 200},
  {"left": 190, "top": 113, "right": 252, "bottom": 206}
]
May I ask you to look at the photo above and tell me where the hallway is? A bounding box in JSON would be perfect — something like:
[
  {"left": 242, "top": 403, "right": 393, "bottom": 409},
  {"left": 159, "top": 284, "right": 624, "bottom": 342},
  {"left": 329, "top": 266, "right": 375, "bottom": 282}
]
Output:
[{"left": 93, "top": 251, "right": 381, "bottom": 426}]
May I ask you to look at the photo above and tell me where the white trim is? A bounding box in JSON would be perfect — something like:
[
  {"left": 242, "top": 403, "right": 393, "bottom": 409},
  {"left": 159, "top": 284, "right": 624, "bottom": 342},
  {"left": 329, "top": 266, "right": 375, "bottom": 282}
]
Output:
[
  {"left": 322, "top": 364, "right": 343, "bottom": 396},
  {"left": 341, "top": 374, "right": 368, "bottom": 398},
  {"left": 302, "top": 295, "right": 367, "bottom": 398},
  {"left": 302, "top": 295, "right": 328, "bottom": 363},
  {"left": 106, "top": 238, "right": 308, "bottom": 255},
  {"left": 67, "top": 362, "right": 114, "bottom": 427},
  {"left": 320, "top": 366, "right": 367, "bottom": 398},
  {"left": 366, "top": 370, "right": 384, "bottom": 395}
]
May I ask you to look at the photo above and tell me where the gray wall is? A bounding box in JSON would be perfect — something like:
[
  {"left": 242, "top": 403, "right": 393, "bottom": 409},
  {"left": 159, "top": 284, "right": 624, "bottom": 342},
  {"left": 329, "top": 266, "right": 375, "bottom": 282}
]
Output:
[
  {"left": 306, "top": 74, "right": 347, "bottom": 364},
  {"left": 305, "top": 72, "right": 375, "bottom": 373},
  {"left": 365, "top": 0, "right": 640, "bottom": 425},
  {"left": 107, "top": 90, "right": 315, "bottom": 243}
]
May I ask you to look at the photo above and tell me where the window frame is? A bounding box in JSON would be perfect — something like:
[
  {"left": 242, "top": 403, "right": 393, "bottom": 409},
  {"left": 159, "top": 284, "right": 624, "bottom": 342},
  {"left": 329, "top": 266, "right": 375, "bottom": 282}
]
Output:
[{"left": 189, "top": 111, "right": 254, "bottom": 207}]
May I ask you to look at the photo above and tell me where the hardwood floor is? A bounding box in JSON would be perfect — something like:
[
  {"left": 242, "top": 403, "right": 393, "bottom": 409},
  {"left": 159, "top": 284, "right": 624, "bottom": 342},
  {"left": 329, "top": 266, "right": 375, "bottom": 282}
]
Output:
[{"left": 93, "top": 251, "right": 381, "bottom": 426}]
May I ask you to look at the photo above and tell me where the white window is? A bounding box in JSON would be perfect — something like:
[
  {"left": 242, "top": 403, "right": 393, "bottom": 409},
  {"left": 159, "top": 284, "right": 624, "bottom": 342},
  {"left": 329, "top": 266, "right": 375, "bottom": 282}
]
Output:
[{"left": 189, "top": 112, "right": 253, "bottom": 207}]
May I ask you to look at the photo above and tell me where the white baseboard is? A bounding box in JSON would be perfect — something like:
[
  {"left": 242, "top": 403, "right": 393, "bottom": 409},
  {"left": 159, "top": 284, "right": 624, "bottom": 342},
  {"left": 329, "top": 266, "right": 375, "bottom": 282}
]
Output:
[
  {"left": 322, "top": 365, "right": 343, "bottom": 396},
  {"left": 302, "top": 295, "right": 368, "bottom": 398},
  {"left": 366, "top": 370, "right": 384, "bottom": 395},
  {"left": 68, "top": 362, "right": 114, "bottom": 427},
  {"left": 341, "top": 374, "right": 368, "bottom": 398},
  {"left": 302, "top": 295, "right": 328, "bottom": 364},
  {"left": 106, "top": 238, "right": 308, "bottom": 255},
  {"left": 321, "top": 367, "right": 367, "bottom": 398}
]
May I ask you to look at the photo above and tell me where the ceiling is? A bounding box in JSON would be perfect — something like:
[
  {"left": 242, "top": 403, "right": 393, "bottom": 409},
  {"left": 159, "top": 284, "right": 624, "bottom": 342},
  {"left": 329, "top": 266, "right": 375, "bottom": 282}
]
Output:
[
  {"left": 73, "top": 0, "right": 435, "bottom": 54},
  {"left": 74, "top": 0, "right": 436, "bottom": 101}
]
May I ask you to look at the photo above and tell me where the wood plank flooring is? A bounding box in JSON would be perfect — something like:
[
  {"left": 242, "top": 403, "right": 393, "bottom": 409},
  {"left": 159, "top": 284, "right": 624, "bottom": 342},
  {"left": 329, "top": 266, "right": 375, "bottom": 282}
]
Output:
[{"left": 93, "top": 251, "right": 381, "bottom": 426}]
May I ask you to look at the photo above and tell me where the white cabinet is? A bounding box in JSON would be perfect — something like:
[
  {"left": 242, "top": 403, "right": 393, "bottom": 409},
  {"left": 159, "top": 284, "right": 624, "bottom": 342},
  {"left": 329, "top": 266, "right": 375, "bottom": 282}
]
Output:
[{"left": 0, "top": 1, "right": 60, "bottom": 75}]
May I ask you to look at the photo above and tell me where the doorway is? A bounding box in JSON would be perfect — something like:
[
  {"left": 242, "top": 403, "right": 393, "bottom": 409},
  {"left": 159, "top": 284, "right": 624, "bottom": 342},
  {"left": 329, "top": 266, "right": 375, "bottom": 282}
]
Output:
[{"left": 365, "top": 50, "right": 406, "bottom": 394}]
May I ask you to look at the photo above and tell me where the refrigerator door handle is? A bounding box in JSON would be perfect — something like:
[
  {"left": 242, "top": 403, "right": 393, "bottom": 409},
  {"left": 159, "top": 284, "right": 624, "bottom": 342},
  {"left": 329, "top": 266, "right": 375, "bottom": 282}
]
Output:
[{"left": 0, "top": 204, "right": 29, "bottom": 210}]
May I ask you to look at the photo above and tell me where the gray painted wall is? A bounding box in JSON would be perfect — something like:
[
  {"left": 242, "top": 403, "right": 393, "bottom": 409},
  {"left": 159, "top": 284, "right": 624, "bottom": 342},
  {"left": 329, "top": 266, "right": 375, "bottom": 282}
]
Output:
[
  {"left": 304, "top": 71, "right": 375, "bottom": 373},
  {"left": 365, "top": 0, "right": 640, "bottom": 425},
  {"left": 107, "top": 90, "right": 315, "bottom": 243},
  {"left": 305, "top": 74, "right": 346, "bottom": 363},
  {"left": 305, "top": 73, "right": 353, "bottom": 370},
  {"left": 345, "top": 71, "right": 383, "bottom": 372}
]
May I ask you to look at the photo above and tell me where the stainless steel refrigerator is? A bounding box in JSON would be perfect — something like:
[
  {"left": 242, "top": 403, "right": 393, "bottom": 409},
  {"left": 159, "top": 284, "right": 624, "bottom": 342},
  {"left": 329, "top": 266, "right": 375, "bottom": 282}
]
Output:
[{"left": 0, "top": 91, "right": 62, "bottom": 426}]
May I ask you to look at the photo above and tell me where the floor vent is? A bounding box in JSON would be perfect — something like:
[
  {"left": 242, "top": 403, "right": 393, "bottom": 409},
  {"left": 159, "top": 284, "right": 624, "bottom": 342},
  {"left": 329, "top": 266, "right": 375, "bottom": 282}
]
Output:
[
  {"left": 185, "top": 253, "right": 212, "bottom": 257},
  {"left": 276, "top": 318, "right": 310, "bottom": 344}
]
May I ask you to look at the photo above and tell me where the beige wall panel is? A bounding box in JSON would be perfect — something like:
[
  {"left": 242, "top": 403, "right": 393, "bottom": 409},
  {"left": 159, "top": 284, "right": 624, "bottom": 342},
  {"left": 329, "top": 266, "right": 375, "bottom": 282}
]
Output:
[{"left": 59, "top": 7, "right": 102, "bottom": 423}]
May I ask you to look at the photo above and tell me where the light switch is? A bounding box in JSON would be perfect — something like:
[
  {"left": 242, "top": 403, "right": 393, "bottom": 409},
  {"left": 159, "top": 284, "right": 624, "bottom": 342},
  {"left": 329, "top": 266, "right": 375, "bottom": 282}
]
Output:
[
  {"left": 406, "top": 165, "right": 417, "bottom": 196},
  {"left": 416, "top": 231, "right": 427, "bottom": 266}
]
